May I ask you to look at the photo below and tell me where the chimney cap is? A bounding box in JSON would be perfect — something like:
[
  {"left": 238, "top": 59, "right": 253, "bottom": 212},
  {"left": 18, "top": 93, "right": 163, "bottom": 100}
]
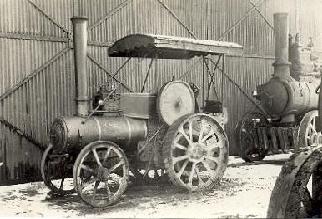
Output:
[{"left": 71, "top": 16, "right": 89, "bottom": 21}]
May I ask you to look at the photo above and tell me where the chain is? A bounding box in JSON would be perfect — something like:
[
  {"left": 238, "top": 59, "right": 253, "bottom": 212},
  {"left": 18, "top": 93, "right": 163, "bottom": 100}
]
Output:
[{"left": 0, "top": 118, "right": 44, "bottom": 150}]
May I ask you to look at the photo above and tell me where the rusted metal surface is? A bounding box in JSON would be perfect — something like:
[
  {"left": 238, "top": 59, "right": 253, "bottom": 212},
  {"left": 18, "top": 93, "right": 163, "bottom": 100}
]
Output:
[{"left": 267, "top": 146, "right": 322, "bottom": 218}]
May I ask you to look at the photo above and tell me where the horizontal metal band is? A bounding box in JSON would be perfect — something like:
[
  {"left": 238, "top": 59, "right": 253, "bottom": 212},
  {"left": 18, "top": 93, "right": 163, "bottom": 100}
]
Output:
[{"left": 0, "top": 32, "right": 69, "bottom": 43}]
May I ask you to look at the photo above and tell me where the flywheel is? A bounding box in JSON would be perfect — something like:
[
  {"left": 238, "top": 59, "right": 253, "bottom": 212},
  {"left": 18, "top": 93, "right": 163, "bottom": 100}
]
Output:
[
  {"left": 163, "top": 113, "right": 229, "bottom": 191},
  {"left": 73, "top": 141, "right": 129, "bottom": 208},
  {"left": 157, "top": 80, "right": 195, "bottom": 126},
  {"left": 267, "top": 146, "right": 322, "bottom": 218}
]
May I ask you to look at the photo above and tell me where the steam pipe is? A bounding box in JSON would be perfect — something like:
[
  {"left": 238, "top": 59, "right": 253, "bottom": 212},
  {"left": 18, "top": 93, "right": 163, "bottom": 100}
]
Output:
[
  {"left": 273, "top": 13, "right": 291, "bottom": 79},
  {"left": 71, "top": 16, "right": 89, "bottom": 116}
]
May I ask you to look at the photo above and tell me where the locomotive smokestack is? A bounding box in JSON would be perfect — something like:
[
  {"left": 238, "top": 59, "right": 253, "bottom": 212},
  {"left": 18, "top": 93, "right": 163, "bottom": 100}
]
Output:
[
  {"left": 273, "top": 13, "right": 291, "bottom": 79},
  {"left": 71, "top": 17, "right": 89, "bottom": 116}
]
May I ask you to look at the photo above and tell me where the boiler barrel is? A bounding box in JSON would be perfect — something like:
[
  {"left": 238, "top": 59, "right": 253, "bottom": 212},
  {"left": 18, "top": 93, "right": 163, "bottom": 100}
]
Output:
[
  {"left": 257, "top": 79, "right": 319, "bottom": 116},
  {"left": 49, "top": 116, "right": 147, "bottom": 152}
]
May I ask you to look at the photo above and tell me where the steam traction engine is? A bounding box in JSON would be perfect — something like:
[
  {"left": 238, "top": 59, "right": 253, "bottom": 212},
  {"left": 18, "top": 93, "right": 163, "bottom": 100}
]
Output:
[
  {"left": 236, "top": 13, "right": 321, "bottom": 162},
  {"left": 266, "top": 15, "right": 322, "bottom": 218},
  {"left": 41, "top": 17, "right": 242, "bottom": 207}
]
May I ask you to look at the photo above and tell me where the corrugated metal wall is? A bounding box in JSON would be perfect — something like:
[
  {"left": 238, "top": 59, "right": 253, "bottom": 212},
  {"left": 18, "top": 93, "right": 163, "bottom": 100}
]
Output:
[{"left": 0, "top": 0, "right": 321, "bottom": 183}]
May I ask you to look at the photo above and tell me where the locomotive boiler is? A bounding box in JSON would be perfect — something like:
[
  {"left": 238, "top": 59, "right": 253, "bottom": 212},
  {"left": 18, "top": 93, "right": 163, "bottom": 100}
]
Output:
[
  {"left": 41, "top": 16, "right": 243, "bottom": 207},
  {"left": 236, "top": 13, "right": 321, "bottom": 162}
]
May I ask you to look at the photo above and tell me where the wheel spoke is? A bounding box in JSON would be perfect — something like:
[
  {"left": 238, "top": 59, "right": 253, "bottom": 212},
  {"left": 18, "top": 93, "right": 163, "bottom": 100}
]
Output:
[
  {"left": 92, "top": 149, "right": 102, "bottom": 166},
  {"left": 178, "top": 125, "right": 192, "bottom": 144},
  {"left": 59, "top": 177, "right": 65, "bottom": 190},
  {"left": 198, "top": 120, "right": 206, "bottom": 143},
  {"left": 195, "top": 166, "right": 206, "bottom": 186},
  {"left": 173, "top": 155, "right": 189, "bottom": 164},
  {"left": 110, "top": 160, "right": 124, "bottom": 172},
  {"left": 206, "top": 156, "right": 219, "bottom": 164},
  {"left": 103, "top": 148, "right": 111, "bottom": 163},
  {"left": 207, "top": 138, "right": 224, "bottom": 150},
  {"left": 80, "top": 164, "right": 94, "bottom": 173},
  {"left": 188, "top": 120, "right": 193, "bottom": 143},
  {"left": 177, "top": 160, "right": 189, "bottom": 177},
  {"left": 201, "top": 160, "right": 213, "bottom": 172},
  {"left": 309, "top": 124, "right": 317, "bottom": 133},
  {"left": 174, "top": 142, "right": 187, "bottom": 150},
  {"left": 92, "top": 181, "right": 100, "bottom": 202},
  {"left": 104, "top": 182, "right": 111, "bottom": 200},
  {"left": 188, "top": 163, "right": 196, "bottom": 186},
  {"left": 81, "top": 177, "right": 98, "bottom": 190},
  {"left": 201, "top": 128, "right": 215, "bottom": 143}
]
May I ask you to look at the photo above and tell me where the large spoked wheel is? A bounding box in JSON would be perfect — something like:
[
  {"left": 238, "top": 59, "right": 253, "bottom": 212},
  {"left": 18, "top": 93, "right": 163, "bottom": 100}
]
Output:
[
  {"left": 298, "top": 110, "right": 319, "bottom": 148},
  {"left": 41, "top": 143, "right": 75, "bottom": 195},
  {"left": 236, "top": 112, "right": 268, "bottom": 162},
  {"left": 267, "top": 146, "right": 322, "bottom": 218},
  {"left": 73, "top": 141, "right": 129, "bottom": 208},
  {"left": 163, "top": 113, "right": 229, "bottom": 192}
]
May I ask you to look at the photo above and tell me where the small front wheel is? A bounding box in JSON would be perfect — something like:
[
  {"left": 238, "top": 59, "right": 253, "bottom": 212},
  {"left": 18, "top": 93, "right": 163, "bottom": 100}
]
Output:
[
  {"left": 73, "top": 141, "right": 129, "bottom": 208},
  {"left": 41, "top": 144, "right": 74, "bottom": 195}
]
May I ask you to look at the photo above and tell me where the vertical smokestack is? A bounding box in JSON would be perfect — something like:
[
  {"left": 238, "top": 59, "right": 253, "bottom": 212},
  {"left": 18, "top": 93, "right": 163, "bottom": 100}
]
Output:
[
  {"left": 71, "top": 17, "right": 89, "bottom": 116},
  {"left": 273, "top": 13, "right": 291, "bottom": 79}
]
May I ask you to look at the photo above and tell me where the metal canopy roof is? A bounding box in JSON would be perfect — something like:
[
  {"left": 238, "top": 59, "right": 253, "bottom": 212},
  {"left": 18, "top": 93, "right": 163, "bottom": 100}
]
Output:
[{"left": 108, "top": 34, "right": 243, "bottom": 59}]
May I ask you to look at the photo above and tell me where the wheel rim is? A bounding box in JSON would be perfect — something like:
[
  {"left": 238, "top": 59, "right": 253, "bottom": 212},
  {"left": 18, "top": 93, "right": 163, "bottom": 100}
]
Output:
[
  {"left": 165, "top": 113, "right": 228, "bottom": 191},
  {"left": 41, "top": 144, "right": 74, "bottom": 195},
  {"left": 304, "top": 112, "right": 319, "bottom": 147},
  {"left": 267, "top": 147, "right": 322, "bottom": 218},
  {"left": 74, "top": 141, "right": 129, "bottom": 208}
]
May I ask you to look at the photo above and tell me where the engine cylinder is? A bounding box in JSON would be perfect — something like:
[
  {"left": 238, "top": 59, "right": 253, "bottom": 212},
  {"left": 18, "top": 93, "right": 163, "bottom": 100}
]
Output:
[
  {"left": 49, "top": 116, "right": 147, "bottom": 152},
  {"left": 257, "top": 78, "right": 319, "bottom": 117}
]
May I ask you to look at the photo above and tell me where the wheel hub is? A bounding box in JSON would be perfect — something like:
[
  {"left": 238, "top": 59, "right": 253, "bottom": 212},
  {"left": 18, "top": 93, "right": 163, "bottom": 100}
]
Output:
[
  {"left": 188, "top": 143, "right": 206, "bottom": 161},
  {"left": 97, "top": 166, "right": 110, "bottom": 181}
]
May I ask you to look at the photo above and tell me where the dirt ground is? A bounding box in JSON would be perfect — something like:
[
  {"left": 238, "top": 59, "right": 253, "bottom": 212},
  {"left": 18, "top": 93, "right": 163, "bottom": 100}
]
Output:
[{"left": 0, "top": 154, "right": 290, "bottom": 218}]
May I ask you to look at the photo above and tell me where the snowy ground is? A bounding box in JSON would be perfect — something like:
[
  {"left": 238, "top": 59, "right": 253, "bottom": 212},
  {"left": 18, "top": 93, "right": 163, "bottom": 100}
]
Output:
[{"left": 0, "top": 154, "right": 290, "bottom": 218}]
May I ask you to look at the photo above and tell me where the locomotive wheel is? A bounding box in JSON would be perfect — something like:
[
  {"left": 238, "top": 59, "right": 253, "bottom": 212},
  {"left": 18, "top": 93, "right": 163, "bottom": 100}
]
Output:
[
  {"left": 41, "top": 143, "right": 74, "bottom": 195},
  {"left": 73, "top": 141, "right": 129, "bottom": 208},
  {"left": 163, "top": 113, "right": 229, "bottom": 191},
  {"left": 267, "top": 146, "right": 322, "bottom": 218},
  {"left": 298, "top": 110, "right": 319, "bottom": 148},
  {"left": 236, "top": 112, "right": 268, "bottom": 162}
]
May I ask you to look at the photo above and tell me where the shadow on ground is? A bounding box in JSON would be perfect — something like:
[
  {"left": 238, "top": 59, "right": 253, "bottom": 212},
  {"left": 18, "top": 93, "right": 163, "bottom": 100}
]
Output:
[
  {"left": 228, "top": 158, "right": 289, "bottom": 168},
  {"left": 40, "top": 177, "right": 244, "bottom": 216}
]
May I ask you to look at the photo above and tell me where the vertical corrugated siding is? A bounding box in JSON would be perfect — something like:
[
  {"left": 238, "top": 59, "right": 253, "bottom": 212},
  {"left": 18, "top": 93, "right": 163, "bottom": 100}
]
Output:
[
  {"left": 0, "top": 0, "right": 322, "bottom": 183},
  {"left": 0, "top": 0, "right": 74, "bottom": 182}
]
